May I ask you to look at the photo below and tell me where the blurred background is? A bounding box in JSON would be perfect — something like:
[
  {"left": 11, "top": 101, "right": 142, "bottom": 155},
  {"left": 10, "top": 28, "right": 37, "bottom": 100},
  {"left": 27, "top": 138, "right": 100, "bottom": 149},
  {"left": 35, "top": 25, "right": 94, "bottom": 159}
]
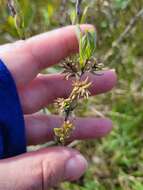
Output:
[{"left": 0, "top": 0, "right": 143, "bottom": 189}]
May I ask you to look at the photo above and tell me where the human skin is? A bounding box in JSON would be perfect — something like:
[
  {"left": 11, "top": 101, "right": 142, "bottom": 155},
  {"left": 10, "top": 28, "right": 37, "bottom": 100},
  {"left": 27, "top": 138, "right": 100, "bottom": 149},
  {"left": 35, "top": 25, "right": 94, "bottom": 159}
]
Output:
[{"left": 0, "top": 25, "right": 117, "bottom": 190}]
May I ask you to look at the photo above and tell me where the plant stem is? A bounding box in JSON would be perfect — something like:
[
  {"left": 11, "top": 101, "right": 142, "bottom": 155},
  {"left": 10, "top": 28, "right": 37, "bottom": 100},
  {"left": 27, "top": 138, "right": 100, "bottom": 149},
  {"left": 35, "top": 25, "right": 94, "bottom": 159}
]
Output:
[
  {"left": 103, "top": 8, "right": 143, "bottom": 62},
  {"left": 7, "top": 0, "right": 16, "bottom": 17},
  {"left": 76, "top": 0, "right": 82, "bottom": 22}
]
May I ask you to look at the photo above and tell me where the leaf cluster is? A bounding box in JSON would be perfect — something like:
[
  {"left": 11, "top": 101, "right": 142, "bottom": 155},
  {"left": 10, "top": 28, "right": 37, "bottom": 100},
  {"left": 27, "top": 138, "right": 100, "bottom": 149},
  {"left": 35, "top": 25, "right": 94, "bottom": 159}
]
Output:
[{"left": 76, "top": 26, "right": 96, "bottom": 71}]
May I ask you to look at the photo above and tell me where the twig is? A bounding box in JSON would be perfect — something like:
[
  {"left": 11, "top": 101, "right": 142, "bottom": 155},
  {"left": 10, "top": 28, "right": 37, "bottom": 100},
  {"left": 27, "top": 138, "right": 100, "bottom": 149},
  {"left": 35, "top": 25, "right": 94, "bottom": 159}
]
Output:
[
  {"left": 68, "top": 140, "right": 81, "bottom": 148},
  {"left": 7, "top": 0, "right": 25, "bottom": 40},
  {"left": 103, "top": 8, "right": 143, "bottom": 62},
  {"left": 115, "top": 8, "right": 143, "bottom": 45},
  {"left": 7, "top": 0, "right": 16, "bottom": 17},
  {"left": 76, "top": 0, "right": 82, "bottom": 18}
]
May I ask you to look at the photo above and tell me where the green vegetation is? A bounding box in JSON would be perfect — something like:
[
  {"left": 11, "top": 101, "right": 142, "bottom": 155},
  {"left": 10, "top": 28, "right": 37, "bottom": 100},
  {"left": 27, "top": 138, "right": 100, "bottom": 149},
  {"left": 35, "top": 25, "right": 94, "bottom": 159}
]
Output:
[{"left": 0, "top": 0, "right": 143, "bottom": 189}]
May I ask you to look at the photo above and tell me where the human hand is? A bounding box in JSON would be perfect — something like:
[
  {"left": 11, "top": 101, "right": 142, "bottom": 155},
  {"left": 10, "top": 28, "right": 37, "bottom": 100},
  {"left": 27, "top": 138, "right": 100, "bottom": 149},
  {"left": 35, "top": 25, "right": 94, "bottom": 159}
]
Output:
[{"left": 0, "top": 25, "right": 117, "bottom": 189}]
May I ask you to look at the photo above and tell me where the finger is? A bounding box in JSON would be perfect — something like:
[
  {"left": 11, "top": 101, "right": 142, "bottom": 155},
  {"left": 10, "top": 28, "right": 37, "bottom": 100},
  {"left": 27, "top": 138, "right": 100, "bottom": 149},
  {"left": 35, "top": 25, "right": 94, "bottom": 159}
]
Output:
[
  {"left": 24, "top": 113, "right": 113, "bottom": 145},
  {"left": 0, "top": 25, "right": 93, "bottom": 86},
  {"left": 19, "top": 70, "right": 117, "bottom": 114},
  {"left": 0, "top": 147, "right": 87, "bottom": 189}
]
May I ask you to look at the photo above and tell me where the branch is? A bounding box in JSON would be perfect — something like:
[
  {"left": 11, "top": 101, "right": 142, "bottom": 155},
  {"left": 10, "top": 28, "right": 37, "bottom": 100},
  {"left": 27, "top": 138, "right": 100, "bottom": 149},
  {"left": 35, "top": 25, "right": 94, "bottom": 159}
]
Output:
[
  {"left": 76, "top": 0, "right": 82, "bottom": 17},
  {"left": 7, "top": 0, "right": 16, "bottom": 17},
  {"left": 115, "top": 8, "right": 143, "bottom": 45},
  {"left": 103, "top": 8, "right": 143, "bottom": 62}
]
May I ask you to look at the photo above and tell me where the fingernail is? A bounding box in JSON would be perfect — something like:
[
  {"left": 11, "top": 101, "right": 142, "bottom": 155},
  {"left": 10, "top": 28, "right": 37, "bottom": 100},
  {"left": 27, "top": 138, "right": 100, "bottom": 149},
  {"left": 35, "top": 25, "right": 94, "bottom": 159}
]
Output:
[
  {"left": 110, "top": 69, "right": 116, "bottom": 72},
  {"left": 65, "top": 154, "right": 88, "bottom": 181}
]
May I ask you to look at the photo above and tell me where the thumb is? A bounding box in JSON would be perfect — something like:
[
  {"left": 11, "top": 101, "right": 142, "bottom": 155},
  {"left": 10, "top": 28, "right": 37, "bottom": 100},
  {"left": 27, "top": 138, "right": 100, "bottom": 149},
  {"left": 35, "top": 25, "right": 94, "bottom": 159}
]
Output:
[{"left": 0, "top": 147, "right": 88, "bottom": 190}]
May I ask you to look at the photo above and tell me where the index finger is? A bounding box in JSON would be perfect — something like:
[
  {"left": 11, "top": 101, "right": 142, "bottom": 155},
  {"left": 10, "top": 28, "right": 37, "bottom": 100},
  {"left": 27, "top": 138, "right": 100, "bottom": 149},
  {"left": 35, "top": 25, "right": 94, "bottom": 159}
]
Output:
[{"left": 0, "top": 25, "right": 94, "bottom": 86}]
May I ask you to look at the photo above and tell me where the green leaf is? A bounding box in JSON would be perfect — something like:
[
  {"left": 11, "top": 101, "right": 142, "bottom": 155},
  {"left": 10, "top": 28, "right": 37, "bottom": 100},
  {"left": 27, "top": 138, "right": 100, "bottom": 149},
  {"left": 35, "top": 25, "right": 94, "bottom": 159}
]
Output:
[
  {"left": 70, "top": 5, "right": 89, "bottom": 25},
  {"left": 70, "top": 9, "right": 77, "bottom": 25},
  {"left": 80, "top": 6, "right": 89, "bottom": 24},
  {"left": 77, "top": 26, "right": 96, "bottom": 69},
  {"left": 75, "top": 24, "right": 81, "bottom": 41}
]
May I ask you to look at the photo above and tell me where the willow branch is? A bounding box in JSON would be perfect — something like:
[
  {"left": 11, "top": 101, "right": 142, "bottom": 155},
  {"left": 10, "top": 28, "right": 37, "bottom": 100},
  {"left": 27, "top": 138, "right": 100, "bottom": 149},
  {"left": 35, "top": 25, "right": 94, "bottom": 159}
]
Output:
[
  {"left": 115, "top": 8, "right": 143, "bottom": 45},
  {"left": 7, "top": 0, "right": 16, "bottom": 17},
  {"left": 76, "top": 0, "right": 82, "bottom": 17},
  {"left": 103, "top": 8, "right": 143, "bottom": 62}
]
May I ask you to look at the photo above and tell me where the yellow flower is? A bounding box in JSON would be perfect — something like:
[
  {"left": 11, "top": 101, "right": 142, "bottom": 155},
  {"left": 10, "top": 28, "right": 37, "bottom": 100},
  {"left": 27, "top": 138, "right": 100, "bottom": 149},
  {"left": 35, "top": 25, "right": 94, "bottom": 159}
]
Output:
[
  {"left": 70, "top": 77, "right": 91, "bottom": 99},
  {"left": 54, "top": 120, "right": 74, "bottom": 144}
]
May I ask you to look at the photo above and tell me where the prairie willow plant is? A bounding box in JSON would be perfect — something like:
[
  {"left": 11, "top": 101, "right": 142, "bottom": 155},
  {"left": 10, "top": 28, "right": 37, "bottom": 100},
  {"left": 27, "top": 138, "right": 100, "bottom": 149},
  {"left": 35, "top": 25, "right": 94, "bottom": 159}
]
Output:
[{"left": 54, "top": 2, "right": 104, "bottom": 145}]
